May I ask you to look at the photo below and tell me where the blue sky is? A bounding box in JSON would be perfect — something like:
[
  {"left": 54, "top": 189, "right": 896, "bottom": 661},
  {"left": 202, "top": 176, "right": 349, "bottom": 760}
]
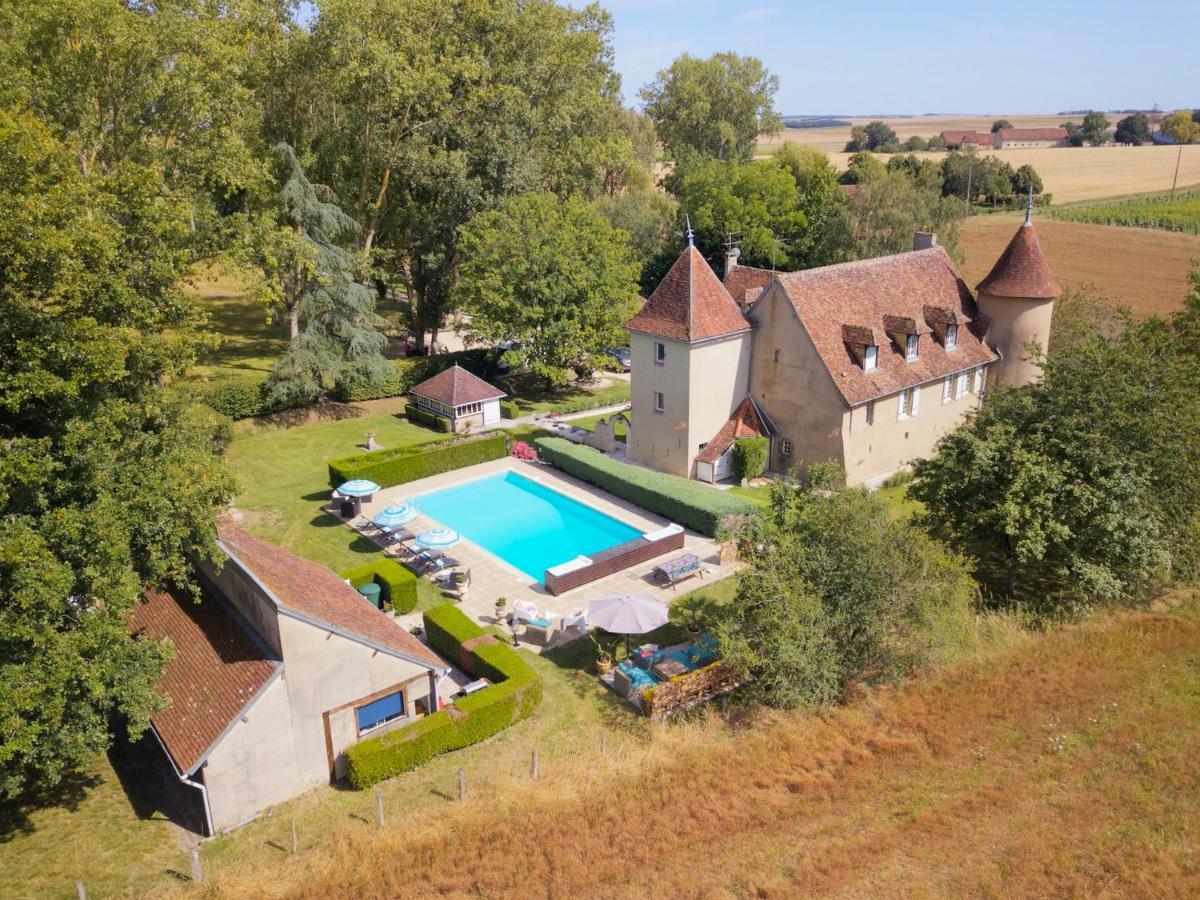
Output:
[{"left": 596, "top": 0, "right": 1198, "bottom": 114}]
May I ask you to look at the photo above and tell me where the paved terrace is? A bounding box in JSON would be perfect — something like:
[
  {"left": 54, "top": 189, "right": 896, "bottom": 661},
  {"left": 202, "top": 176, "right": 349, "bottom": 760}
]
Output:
[{"left": 325, "top": 457, "right": 737, "bottom": 637}]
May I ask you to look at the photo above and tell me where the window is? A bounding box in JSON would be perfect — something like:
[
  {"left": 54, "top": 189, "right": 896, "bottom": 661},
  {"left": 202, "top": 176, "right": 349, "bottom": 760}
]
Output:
[
  {"left": 910, "top": 384, "right": 921, "bottom": 416},
  {"left": 955, "top": 371, "right": 968, "bottom": 400},
  {"left": 897, "top": 388, "right": 911, "bottom": 419},
  {"left": 942, "top": 376, "right": 952, "bottom": 404},
  {"left": 973, "top": 366, "right": 987, "bottom": 394},
  {"left": 654, "top": 341, "right": 666, "bottom": 365},
  {"left": 653, "top": 391, "right": 665, "bottom": 413},
  {"left": 356, "top": 691, "right": 405, "bottom": 733},
  {"left": 945, "top": 324, "right": 958, "bottom": 350},
  {"left": 864, "top": 345, "right": 878, "bottom": 372},
  {"left": 905, "top": 334, "right": 919, "bottom": 362},
  {"left": 865, "top": 400, "right": 875, "bottom": 425},
  {"left": 780, "top": 438, "right": 792, "bottom": 456},
  {"left": 773, "top": 348, "right": 781, "bottom": 363}
]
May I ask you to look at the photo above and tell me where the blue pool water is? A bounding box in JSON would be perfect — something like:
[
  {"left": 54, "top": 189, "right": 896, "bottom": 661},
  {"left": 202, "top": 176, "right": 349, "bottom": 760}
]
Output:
[{"left": 413, "top": 471, "right": 642, "bottom": 582}]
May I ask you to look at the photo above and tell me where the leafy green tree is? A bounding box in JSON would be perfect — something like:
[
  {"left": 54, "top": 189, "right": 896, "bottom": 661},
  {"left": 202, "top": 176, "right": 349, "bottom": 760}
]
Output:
[
  {"left": 1013, "top": 163, "right": 1044, "bottom": 197},
  {"left": 844, "top": 169, "right": 963, "bottom": 260},
  {"left": 1114, "top": 112, "right": 1151, "bottom": 145},
  {"left": 639, "top": 52, "right": 781, "bottom": 162},
  {"left": 886, "top": 153, "right": 943, "bottom": 191},
  {"left": 991, "top": 119, "right": 1014, "bottom": 133},
  {"left": 902, "top": 134, "right": 929, "bottom": 151},
  {"left": 262, "top": 145, "right": 391, "bottom": 407},
  {"left": 941, "top": 151, "right": 1014, "bottom": 203},
  {"left": 1081, "top": 110, "right": 1112, "bottom": 145},
  {"left": 594, "top": 185, "right": 678, "bottom": 294},
  {"left": 1161, "top": 109, "right": 1199, "bottom": 143},
  {"left": 926, "top": 134, "right": 947, "bottom": 151},
  {"left": 844, "top": 120, "right": 899, "bottom": 152},
  {"left": 1062, "top": 121, "right": 1085, "bottom": 147},
  {"left": 839, "top": 150, "right": 885, "bottom": 185},
  {"left": 1049, "top": 284, "right": 1127, "bottom": 356},
  {"left": 456, "top": 193, "right": 641, "bottom": 386},
  {"left": 0, "top": 112, "right": 236, "bottom": 797},
  {"left": 713, "top": 473, "right": 975, "bottom": 707}
]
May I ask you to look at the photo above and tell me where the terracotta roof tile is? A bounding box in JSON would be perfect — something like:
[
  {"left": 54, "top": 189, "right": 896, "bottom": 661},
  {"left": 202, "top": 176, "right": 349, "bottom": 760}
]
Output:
[
  {"left": 722, "top": 264, "right": 775, "bottom": 309},
  {"left": 769, "top": 247, "right": 998, "bottom": 406},
  {"left": 130, "top": 587, "right": 279, "bottom": 774},
  {"left": 410, "top": 365, "right": 505, "bottom": 407},
  {"left": 696, "top": 397, "right": 775, "bottom": 465},
  {"left": 977, "top": 222, "right": 1061, "bottom": 299},
  {"left": 217, "top": 524, "right": 444, "bottom": 669},
  {"left": 625, "top": 246, "right": 751, "bottom": 343},
  {"left": 941, "top": 130, "right": 996, "bottom": 147}
]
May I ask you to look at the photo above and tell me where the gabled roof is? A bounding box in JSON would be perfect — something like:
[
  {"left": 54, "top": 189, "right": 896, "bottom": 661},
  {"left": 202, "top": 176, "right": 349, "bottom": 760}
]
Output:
[
  {"left": 767, "top": 247, "right": 998, "bottom": 406},
  {"left": 216, "top": 524, "right": 444, "bottom": 669},
  {"left": 996, "top": 126, "right": 1068, "bottom": 142},
  {"left": 977, "top": 221, "right": 1061, "bottom": 299},
  {"left": 941, "top": 130, "right": 995, "bottom": 147},
  {"left": 696, "top": 397, "right": 776, "bottom": 465},
  {"left": 410, "top": 365, "right": 505, "bottom": 407},
  {"left": 130, "top": 586, "right": 281, "bottom": 775},
  {"left": 723, "top": 263, "right": 775, "bottom": 309},
  {"left": 625, "top": 246, "right": 751, "bottom": 343}
]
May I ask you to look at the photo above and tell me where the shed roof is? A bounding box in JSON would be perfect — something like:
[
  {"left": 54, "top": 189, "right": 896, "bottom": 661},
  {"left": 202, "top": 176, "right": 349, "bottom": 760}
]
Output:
[
  {"left": 410, "top": 365, "right": 505, "bottom": 407},
  {"left": 695, "top": 396, "right": 775, "bottom": 465}
]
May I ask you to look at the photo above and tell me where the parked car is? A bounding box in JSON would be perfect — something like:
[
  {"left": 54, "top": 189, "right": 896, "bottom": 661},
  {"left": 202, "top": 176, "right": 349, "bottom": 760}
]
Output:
[{"left": 605, "top": 347, "right": 631, "bottom": 372}]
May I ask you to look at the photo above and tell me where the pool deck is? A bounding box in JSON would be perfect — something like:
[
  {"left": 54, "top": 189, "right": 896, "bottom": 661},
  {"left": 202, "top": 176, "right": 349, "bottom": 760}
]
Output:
[{"left": 327, "top": 457, "right": 738, "bottom": 640}]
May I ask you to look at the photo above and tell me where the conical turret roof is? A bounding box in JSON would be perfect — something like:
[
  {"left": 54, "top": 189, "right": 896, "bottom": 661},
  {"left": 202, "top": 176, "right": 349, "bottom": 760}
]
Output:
[
  {"left": 977, "top": 220, "right": 1060, "bottom": 299},
  {"left": 625, "top": 246, "right": 751, "bottom": 342}
]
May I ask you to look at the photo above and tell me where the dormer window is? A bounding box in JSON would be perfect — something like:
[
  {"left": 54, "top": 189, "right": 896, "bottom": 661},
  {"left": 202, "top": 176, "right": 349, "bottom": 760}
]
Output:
[
  {"left": 864, "top": 345, "right": 878, "bottom": 371},
  {"left": 924, "top": 305, "right": 969, "bottom": 350},
  {"left": 842, "top": 323, "right": 880, "bottom": 372},
  {"left": 945, "top": 324, "right": 957, "bottom": 350},
  {"left": 905, "top": 334, "right": 919, "bottom": 361}
]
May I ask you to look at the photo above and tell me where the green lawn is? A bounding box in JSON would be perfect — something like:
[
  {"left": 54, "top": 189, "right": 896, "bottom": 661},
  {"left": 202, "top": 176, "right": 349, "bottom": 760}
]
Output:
[
  {"left": 502, "top": 376, "right": 630, "bottom": 416},
  {"left": 189, "top": 271, "right": 288, "bottom": 379}
]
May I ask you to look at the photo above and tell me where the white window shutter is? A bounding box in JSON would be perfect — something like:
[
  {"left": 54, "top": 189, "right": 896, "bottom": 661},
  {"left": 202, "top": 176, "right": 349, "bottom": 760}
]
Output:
[
  {"left": 942, "top": 377, "right": 951, "bottom": 404},
  {"left": 910, "top": 384, "right": 920, "bottom": 416}
]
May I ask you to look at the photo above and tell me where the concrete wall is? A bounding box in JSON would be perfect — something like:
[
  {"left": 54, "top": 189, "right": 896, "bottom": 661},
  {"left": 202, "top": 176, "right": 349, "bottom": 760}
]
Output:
[
  {"left": 686, "top": 334, "right": 752, "bottom": 474},
  {"left": 199, "top": 556, "right": 282, "bottom": 658},
  {"left": 841, "top": 368, "right": 987, "bottom": 487},
  {"left": 976, "top": 292, "right": 1054, "bottom": 388},
  {"left": 748, "top": 283, "right": 846, "bottom": 478},
  {"left": 627, "top": 331, "right": 693, "bottom": 476}
]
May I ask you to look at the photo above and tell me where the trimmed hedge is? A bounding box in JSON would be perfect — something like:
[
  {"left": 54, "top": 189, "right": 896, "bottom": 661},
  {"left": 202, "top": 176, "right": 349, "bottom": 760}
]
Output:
[
  {"left": 328, "top": 431, "right": 507, "bottom": 488},
  {"left": 333, "top": 349, "right": 498, "bottom": 403},
  {"left": 732, "top": 436, "right": 769, "bottom": 481},
  {"left": 344, "top": 604, "right": 542, "bottom": 787},
  {"left": 500, "top": 399, "right": 521, "bottom": 419},
  {"left": 532, "top": 436, "right": 754, "bottom": 536},
  {"left": 339, "top": 558, "right": 418, "bottom": 615},
  {"left": 404, "top": 403, "right": 453, "bottom": 432}
]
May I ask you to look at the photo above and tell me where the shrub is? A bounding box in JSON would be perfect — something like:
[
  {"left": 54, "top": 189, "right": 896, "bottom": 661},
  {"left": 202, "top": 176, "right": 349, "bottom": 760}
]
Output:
[
  {"left": 732, "top": 437, "right": 769, "bottom": 481},
  {"left": 532, "top": 436, "right": 755, "bottom": 536},
  {"left": 500, "top": 399, "right": 521, "bottom": 419},
  {"left": 339, "top": 558, "right": 419, "bottom": 614},
  {"left": 404, "top": 403, "right": 453, "bottom": 432},
  {"left": 198, "top": 377, "right": 268, "bottom": 420},
  {"left": 328, "top": 431, "right": 507, "bottom": 488},
  {"left": 344, "top": 604, "right": 541, "bottom": 787}
]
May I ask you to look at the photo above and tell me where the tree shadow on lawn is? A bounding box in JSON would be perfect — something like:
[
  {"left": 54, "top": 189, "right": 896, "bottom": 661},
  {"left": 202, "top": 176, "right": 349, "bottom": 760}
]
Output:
[{"left": 0, "top": 770, "right": 101, "bottom": 842}]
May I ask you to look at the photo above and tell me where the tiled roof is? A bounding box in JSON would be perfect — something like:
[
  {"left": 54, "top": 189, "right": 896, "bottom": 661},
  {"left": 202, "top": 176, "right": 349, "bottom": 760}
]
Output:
[
  {"left": 696, "top": 397, "right": 775, "bottom": 465},
  {"left": 768, "top": 247, "right": 998, "bottom": 406},
  {"left": 130, "top": 587, "right": 280, "bottom": 775},
  {"left": 217, "top": 524, "right": 444, "bottom": 669},
  {"left": 625, "top": 246, "right": 751, "bottom": 343},
  {"left": 996, "top": 127, "right": 1068, "bottom": 142},
  {"left": 976, "top": 222, "right": 1061, "bottom": 299},
  {"left": 941, "top": 130, "right": 995, "bottom": 147},
  {"left": 723, "top": 264, "right": 775, "bottom": 309},
  {"left": 410, "top": 365, "right": 505, "bottom": 407}
]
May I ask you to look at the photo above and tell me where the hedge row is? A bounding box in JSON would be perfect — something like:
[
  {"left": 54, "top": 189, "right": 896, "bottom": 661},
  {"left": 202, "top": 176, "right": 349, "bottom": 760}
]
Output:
[
  {"left": 344, "top": 604, "right": 542, "bottom": 787},
  {"left": 404, "top": 403, "right": 453, "bottom": 432},
  {"left": 193, "top": 376, "right": 311, "bottom": 421},
  {"left": 339, "top": 558, "right": 419, "bottom": 615},
  {"left": 500, "top": 399, "right": 521, "bottom": 419},
  {"left": 532, "top": 436, "right": 754, "bottom": 536},
  {"left": 333, "top": 348, "right": 498, "bottom": 403},
  {"left": 328, "top": 431, "right": 507, "bottom": 488}
]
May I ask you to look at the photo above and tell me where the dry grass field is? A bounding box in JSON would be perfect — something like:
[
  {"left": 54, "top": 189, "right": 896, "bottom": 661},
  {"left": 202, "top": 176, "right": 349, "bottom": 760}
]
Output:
[
  {"left": 757, "top": 114, "right": 1200, "bottom": 204},
  {"left": 196, "top": 593, "right": 1200, "bottom": 899},
  {"left": 960, "top": 214, "right": 1200, "bottom": 318}
]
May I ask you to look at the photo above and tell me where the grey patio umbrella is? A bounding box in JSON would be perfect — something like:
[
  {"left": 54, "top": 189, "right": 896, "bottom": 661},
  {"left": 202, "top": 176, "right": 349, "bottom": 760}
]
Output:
[{"left": 587, "top": 593, "right": 669, "bottom": 655}]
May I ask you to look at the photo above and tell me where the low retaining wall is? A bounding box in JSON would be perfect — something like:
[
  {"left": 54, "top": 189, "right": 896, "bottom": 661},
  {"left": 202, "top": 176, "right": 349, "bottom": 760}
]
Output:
[{"left": 544, "top": 525, "right": 685, "bottom": 595}]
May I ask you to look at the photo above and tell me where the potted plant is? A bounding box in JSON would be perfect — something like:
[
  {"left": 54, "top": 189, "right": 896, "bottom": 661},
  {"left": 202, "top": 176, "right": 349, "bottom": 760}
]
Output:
[
  {"left": 686, "top": 611, "right": 702, "bottom": 639},
  {"left": 494, "top": 596, "right": 508, "bottom": 623},
  {"left": 591, "top": 632, "right": 613, "bottom": 676}
]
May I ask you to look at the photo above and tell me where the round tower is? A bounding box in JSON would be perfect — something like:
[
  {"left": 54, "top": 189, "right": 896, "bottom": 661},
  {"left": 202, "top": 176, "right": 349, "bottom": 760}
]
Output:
[{"left": 974, "top": 204, "right": 1060, "bottom": 388}]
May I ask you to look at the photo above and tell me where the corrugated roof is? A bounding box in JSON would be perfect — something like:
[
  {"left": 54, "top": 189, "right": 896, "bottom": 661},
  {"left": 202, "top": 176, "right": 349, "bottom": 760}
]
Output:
[
  {"left": 410, "top": 365, "right": 505, "bottom": 407},
  {"left": 769, "top": 247, "right": 998, "bottom": 406},
  {"left": 977, "top": 221, "right": 1061, "bottom": 299},
  {"left": 625, "top": 246, "right": 751, "bottom": 343},
  {"left": 130, "top": 587, "right": 280, "bottom": 775}
]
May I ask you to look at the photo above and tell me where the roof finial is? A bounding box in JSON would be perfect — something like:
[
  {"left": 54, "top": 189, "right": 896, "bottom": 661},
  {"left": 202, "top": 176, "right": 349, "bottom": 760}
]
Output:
[
  {"left": 685, "top": 213, "right": 694, "bottom": 247},
  {"left": 1024, "top": 184, "right": 1033, "bottom": 226}
]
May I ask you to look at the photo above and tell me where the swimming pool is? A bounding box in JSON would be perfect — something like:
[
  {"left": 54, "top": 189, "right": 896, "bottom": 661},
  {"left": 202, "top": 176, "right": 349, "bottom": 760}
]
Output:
[{"left": 413, "top": 471, "right": 642, "bottom": 582}]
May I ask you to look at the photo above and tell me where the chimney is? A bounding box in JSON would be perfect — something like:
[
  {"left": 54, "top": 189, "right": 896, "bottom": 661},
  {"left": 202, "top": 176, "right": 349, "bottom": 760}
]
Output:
[
  {"left": 724, "top": 246, "right": 741, "bottom": 279},
  {"left": 912, "top": 231, "right": 937, "bottom": 251}
]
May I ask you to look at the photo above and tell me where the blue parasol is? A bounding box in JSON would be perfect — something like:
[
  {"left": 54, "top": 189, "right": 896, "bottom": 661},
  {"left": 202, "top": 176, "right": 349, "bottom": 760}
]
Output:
[
  {"left": 372, "top": 504, "right": 417, "bottom": 529},
  {"left": 415, "top": 527, "right": 461, "bottom": 548},
  {"left": 337, "top": 479, "right": 381, "bottom": 497}
]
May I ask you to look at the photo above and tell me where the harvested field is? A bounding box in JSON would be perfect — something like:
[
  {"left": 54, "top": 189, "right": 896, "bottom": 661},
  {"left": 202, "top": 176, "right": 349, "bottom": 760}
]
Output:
[
  {"left": 960, "top": 214, "right": 1200, "bottom": 318},
  {"left": 201, "top": 593, "right": 1200, "bottom": 899}
]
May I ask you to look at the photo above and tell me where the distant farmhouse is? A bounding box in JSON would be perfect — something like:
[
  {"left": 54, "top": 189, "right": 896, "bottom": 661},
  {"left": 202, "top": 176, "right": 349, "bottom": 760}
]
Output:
[
  {"left": 941, "top": 126, "right": 1070, "bottom": 149},
  {"left": 624, "top": 212, "right": 1059, "bottom": 487},
  {"left": 130, "top": 524, "right": 448, "bottom": 835}
]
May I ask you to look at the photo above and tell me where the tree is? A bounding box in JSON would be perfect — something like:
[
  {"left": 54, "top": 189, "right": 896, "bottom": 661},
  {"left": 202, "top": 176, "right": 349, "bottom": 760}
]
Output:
[
  {"left": 902, "top": 134, "right": 928, "bottom": 151},
  {"left": 839, "top": 150, "right": 885, "bottom": 185},
  {"left": 1161, "top": 109, "right": 1200, "bottom": 143},
  {"left": 926, "top": 134, "right": 947, "bottom": 151},
  {"left": 991, "top": 119, "right": 1014, "bottom": 133},
  {"left": 260, "top": 146, "right": 391, "bottom": 407},
  {"left": 639, "top": 52, "right": 781, "bottom": 162},
  {"left": 941, "top": 151, "right": 1015, "bottom": 204},
  {"left": 456, "top": 193, "right": 641, "bottom": 386},
  {"left": 712, "top": 473, "right": 975, "bottom": 707},
  {"left": 886, "top": 153, "right": 943, "bottom": 191},
  {"left": 1062, "top": 121, "right": 1086, "bottom": 147},
  {"left": 1081, "top": 110, "right": 1112, "bottom": 145},
  {"left": 1012, "top": 163, "right": 1044, "bottom": 197},
  {"left": 843, "top": 168, "right": 964, "bottom": 260},
  {"left": 732, "top": 437, "right": 769, "bottom": 481},
  {"left": 844, "top": 120, "right": 899, "bottom": 152},
  {"left": 594, "top": 185, "right": 678, "bottom": 295},
  {"left": 1114, "top": 112, "right": 1151, "bottom": 145},
  {"left": 1049, "top": 284, "right": 1127, "bottom": 357},
  {"left": 0, "top": 112, "right": 236, "bottom": 797}
]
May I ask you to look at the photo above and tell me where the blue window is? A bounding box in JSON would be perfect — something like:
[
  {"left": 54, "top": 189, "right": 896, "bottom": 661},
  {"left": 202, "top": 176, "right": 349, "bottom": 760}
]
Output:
[{"left": 356, "top": 691, "right": 405, "bottom": 732}]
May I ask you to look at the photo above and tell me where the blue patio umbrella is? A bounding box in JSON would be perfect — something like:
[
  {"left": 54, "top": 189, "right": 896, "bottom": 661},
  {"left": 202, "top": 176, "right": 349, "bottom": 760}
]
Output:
[
  {"left": 415, "top": 527, "right": 461, "bottom": 549},
  {"left": 372, "top": 504, "right": 417, "bottom": 529},
  {"left": 336, "top": 479, "right": 381, "bottom": 497}
]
